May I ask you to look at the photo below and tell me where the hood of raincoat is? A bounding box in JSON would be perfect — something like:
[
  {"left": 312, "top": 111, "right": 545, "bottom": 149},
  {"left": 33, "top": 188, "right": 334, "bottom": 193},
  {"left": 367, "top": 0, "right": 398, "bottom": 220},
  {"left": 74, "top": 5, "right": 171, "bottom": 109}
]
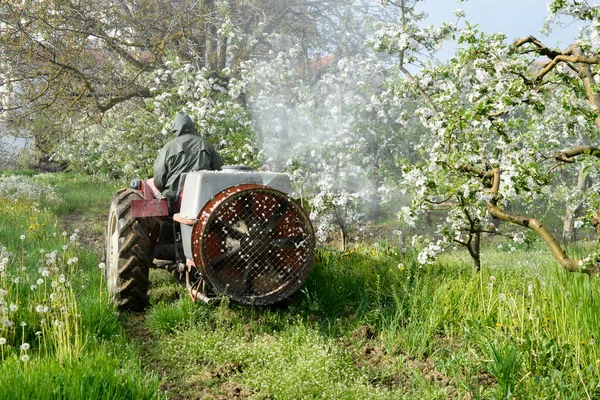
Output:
[{"left": 171, "top": 112, "right": 196, "bottom": 137}]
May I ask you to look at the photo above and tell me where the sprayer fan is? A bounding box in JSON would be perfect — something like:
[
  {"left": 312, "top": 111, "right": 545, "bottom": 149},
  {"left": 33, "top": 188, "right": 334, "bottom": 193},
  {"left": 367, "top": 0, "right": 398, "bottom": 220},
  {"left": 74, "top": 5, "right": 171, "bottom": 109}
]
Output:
[{"left": 191, "top": 184, "right": 315, "bottom": 305}]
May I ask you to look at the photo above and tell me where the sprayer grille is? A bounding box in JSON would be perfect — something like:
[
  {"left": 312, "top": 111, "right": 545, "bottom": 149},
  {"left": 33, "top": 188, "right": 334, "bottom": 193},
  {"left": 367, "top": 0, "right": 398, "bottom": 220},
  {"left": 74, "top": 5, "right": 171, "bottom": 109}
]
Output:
[{"left": 192, "top": 185, "right": 315, "bottom": 305}]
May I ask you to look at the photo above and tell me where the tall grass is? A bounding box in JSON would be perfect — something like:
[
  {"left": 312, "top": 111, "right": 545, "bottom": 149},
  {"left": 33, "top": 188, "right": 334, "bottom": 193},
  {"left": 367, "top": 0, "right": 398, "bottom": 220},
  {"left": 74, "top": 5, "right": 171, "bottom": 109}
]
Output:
[
  {"left": 144, "top": 240, "right": 600, "bottom": 398},
  {"left": 0, "top": 174, "right": 161, "bottom": 399},
  {"left": 13, "top": 172, "right": 597, "bottom": 398}
]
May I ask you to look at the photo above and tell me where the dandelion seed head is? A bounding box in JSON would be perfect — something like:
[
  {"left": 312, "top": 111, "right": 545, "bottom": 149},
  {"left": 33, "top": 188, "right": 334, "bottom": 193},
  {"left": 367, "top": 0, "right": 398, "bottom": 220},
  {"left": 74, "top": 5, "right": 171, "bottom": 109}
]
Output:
[
  {"left": 0, "top": 338, "right": 5, "bottom": 345},
  {"left": 19, "top": 235, "right": 25, "bottom": 240},
  {"left": 20, "top": 354, "right": 29, "bottom": 362},
  {"left": 20, "top": 343, "right": 29, "bottom": 350}
]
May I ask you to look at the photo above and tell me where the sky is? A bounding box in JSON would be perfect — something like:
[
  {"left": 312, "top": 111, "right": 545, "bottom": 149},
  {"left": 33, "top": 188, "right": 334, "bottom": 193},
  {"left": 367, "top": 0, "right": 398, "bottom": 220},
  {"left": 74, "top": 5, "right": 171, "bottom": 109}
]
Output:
[{"left": 419, "top": 0, "right": 594, "bottom": 56}]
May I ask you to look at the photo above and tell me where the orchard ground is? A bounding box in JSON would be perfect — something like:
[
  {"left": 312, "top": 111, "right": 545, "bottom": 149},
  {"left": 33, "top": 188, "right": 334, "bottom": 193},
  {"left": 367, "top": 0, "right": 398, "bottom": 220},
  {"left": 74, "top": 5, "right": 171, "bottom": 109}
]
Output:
[{"left": 1, "top": 171, "right": 598, "bottom": 399}]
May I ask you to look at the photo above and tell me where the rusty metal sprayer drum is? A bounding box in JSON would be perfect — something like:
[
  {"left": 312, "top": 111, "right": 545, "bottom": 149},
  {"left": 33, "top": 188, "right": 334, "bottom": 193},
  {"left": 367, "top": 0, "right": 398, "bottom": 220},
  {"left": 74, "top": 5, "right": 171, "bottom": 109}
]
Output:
[{"left": 190, "top": 184, "right": 315, "bottom": 305}]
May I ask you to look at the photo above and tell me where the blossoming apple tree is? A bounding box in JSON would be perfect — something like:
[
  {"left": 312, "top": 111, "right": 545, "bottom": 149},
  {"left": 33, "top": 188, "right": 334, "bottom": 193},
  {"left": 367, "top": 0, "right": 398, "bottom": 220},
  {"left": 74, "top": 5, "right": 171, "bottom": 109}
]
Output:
[
  {"left": 55, "top": 61, "right": 258, "bottom": 177},
  {"left": 376, "top": 0, "right": 600, "bottom": 273},
  {"left": 243, "top": 44, "right": 409, "bottom": 249}
]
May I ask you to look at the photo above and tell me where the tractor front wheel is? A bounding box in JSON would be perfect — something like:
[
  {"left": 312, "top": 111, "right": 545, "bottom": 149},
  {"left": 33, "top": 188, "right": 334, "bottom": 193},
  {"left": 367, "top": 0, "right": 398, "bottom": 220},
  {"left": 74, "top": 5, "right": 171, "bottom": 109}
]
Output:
[{"left": 105, "top": 189, "right": 152, "bottom": 311}]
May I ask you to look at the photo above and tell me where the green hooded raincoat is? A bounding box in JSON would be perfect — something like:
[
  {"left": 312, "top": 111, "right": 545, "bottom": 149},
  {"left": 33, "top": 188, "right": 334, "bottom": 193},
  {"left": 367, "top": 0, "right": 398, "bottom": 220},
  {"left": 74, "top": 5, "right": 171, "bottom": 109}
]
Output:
[{"left": 153, "top": 113, "right": 223, "bottom": 202}]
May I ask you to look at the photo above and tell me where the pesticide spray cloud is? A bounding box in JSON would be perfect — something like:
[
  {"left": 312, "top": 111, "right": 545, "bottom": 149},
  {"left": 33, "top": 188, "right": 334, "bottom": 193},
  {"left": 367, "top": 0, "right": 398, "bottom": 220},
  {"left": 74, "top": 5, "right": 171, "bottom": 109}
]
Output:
[{"left": 244, "top": 47, "right": 404, "bottom": 242}]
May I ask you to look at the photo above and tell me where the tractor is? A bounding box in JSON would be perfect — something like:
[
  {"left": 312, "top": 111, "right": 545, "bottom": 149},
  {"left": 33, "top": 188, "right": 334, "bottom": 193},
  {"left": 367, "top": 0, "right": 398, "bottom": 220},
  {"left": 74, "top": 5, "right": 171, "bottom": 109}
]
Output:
[{"left": 104, "top": 166, "right": 315, "bottom": 311}]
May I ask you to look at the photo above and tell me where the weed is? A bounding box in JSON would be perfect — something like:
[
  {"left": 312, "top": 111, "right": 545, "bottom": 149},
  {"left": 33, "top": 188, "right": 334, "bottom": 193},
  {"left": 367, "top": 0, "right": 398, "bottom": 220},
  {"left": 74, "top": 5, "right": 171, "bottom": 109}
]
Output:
[{"left": 485, "top": 339, "right": 521, "bottom": 398}]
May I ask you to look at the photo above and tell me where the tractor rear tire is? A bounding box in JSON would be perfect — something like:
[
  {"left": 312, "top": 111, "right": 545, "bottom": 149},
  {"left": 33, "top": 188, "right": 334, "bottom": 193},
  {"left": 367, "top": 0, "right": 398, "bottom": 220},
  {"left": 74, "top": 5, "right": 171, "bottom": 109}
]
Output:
[{"left": 105, "top": 189, "right": 152, "bottom": 311}]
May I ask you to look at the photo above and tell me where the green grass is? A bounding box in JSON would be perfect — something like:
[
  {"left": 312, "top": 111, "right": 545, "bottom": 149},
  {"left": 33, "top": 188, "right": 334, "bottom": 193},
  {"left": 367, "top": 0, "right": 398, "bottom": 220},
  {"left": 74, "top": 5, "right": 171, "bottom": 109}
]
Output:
[
  {"left": 0, "top": 173, "right": 161, "bottom": 399},
  {"left": 34, "top": 172, "right": 121, "bottom": 216},
  {"left": 143, "top": 242, "right": 600, "bottom": 399},
  {"left": 0, "top": 344, "right": 157, "bottom": 400},
  {"left": 34, "top": 173, "right": 122, "bottom": 237},
  {"left": 3, "top": 172, "right": 599, "bottom": 399}
]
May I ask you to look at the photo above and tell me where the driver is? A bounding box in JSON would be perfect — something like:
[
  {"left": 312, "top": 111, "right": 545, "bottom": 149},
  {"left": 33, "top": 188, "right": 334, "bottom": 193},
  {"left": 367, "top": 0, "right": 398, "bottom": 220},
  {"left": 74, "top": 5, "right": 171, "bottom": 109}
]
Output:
[{"left": 153, "top": 112, "right": 223, "bottom": 204}]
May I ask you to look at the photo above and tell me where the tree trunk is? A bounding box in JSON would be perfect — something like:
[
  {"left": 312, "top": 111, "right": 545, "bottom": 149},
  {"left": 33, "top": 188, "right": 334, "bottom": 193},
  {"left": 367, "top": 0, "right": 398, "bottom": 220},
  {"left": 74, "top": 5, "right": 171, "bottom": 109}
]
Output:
[
  {"left": 470, "top": 230, "right": 481, "bottom": 273},
  {"left": 424, "top": 210, "right": 432, "bottom": 226},
  {"left": 368, "top": 179, "right": 382, "bottom": 221},
  {"left": 205, "top": 0, "right": 218, "bottom": 71},
  {"left": 563, "top": 206, "right": 577, "bottom": 243},
  {"left": 334, "top": 204, "right": 348, "bottom": 252},
  {"left": 573, "top": 47, "right": 600, "bottom": 246},
  {"left": 218, "top": 36, "right": 228, "bottom": 71},
  {"left": 592, "top": 192, "right": 600, "bottom": 239},
  {"left": 340, "top": 225, "right": 348, "bottom": 252},
  {"left": 562, "top": 168, "right": 588, "bottom": 242}
]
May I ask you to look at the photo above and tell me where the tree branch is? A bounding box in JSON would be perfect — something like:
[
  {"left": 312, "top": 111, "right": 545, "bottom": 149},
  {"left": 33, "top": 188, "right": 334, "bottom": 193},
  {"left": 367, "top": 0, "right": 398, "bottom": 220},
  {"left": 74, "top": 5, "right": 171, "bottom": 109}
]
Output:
[
  {"left": 98, "top": 88, "right": 151, "bottom": 113},
  {"left": 488, "top": 168, "right": 597, "bottom": 275},
  {"left": 552, "top": 145, "right": 600, "bottom": 162}
]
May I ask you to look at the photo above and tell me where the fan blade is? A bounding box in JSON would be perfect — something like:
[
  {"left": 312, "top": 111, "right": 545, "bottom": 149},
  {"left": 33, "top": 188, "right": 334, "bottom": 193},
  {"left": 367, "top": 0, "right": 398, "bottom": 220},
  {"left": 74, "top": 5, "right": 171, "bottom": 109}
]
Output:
[
  {"left": 209, "top": 248, "right": 241, "bottom": 271},
  {"left": 264, "top": 201, "right": 289, "bottom": 231},
  {"left": 271, "top": 237, "right": 304, "bottom": 249},
  {"left": 239, "top": 194, "right": 255, "bottom": 218},
  {"left": 209, "top": 219, "right": 246, "bottom": 240}
]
